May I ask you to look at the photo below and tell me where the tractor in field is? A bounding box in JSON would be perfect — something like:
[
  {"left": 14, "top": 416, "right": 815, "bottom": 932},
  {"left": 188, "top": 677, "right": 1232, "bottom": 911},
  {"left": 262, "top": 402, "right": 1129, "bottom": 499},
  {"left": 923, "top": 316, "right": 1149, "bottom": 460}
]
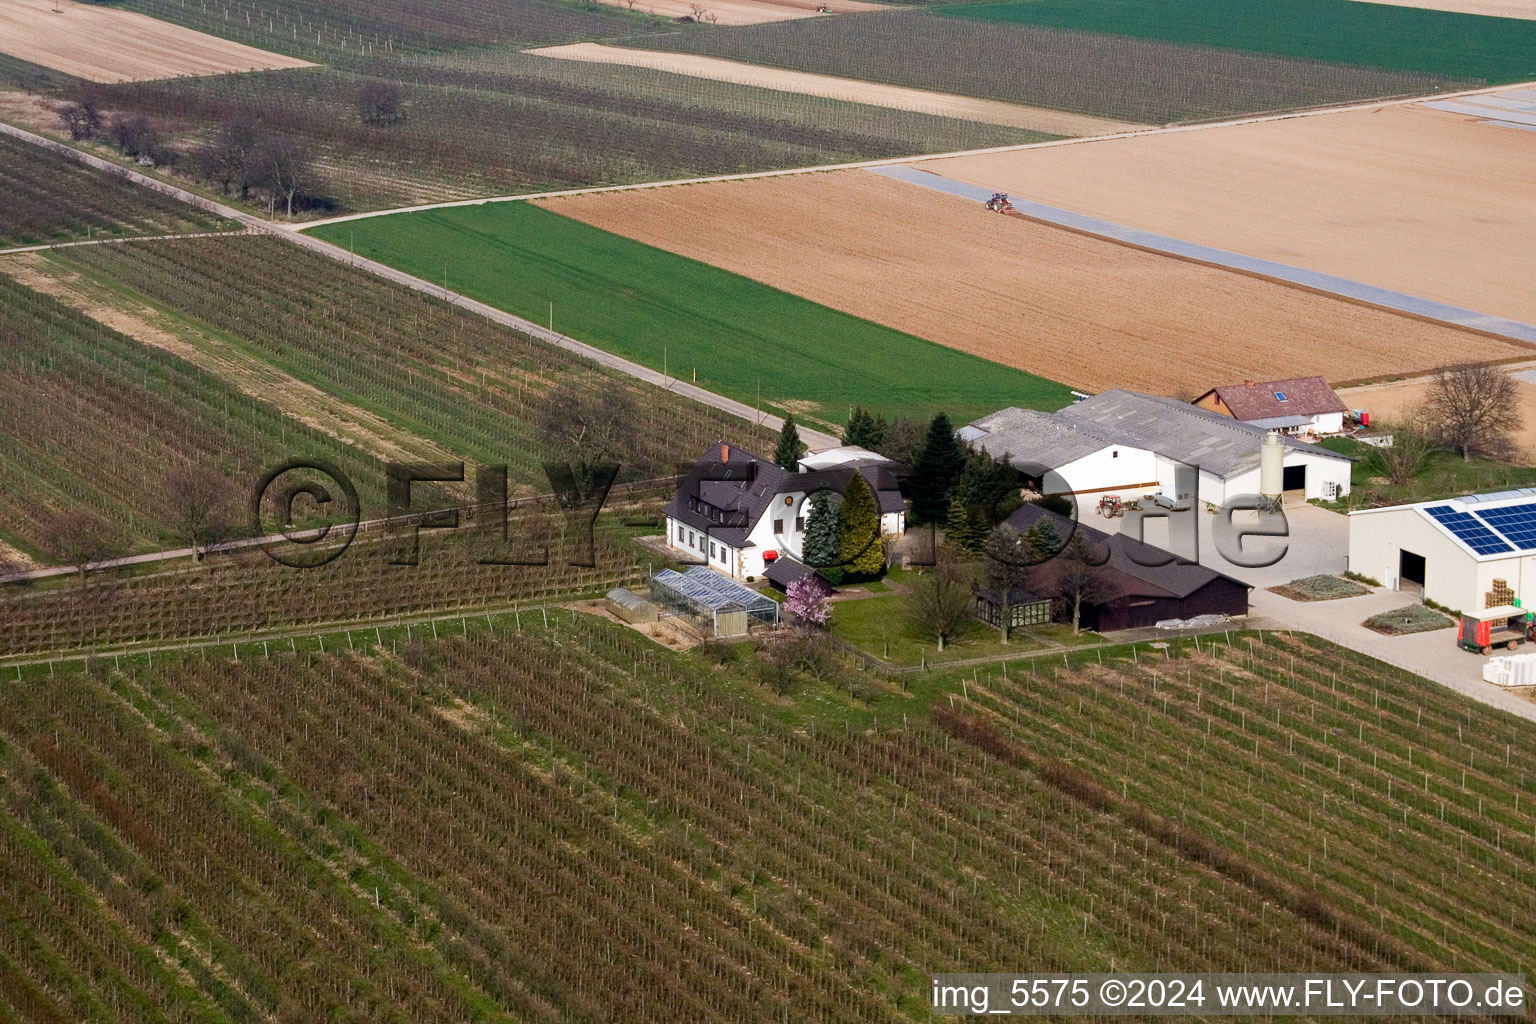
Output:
[{"left": 984, "top": 192, "right": 1015, "bottom": 214}]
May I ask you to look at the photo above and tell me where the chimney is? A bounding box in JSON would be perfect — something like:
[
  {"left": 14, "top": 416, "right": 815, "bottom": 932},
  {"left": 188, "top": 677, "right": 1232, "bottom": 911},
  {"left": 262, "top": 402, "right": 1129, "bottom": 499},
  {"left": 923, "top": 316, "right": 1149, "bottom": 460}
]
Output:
[
  {"left": 1244, "top": 379, "right": 1255, "bottom": 387},
  {"left": 720, "top": 443, "right": 729, "bottom": 463}
]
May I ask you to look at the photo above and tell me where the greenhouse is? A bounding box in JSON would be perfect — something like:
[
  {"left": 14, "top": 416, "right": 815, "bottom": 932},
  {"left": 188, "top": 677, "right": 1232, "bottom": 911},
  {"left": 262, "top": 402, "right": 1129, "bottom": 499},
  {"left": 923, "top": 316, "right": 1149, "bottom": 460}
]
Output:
[{"left": 650, "top": 567, "right": 779, "bottom": 637}]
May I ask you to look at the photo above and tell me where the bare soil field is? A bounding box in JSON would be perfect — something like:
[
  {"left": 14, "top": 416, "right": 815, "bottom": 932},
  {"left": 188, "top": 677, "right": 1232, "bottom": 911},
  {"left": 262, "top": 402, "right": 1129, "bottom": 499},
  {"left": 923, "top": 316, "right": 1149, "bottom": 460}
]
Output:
[
  {"left": 912, "top": 102, "right": 1536, "bottom": 326},
  {"left": 527, "top": 44, "right": 1145, "bottom": 134},
  {"left": 1340, "top": 368, "right": 1536, "bottom": 459},
  {"left": 537, "top": 171, "right": 1529, "bottom": 395},
  {"left": 1346, "top": 0, "right": 1536, "bottom": 17},
  {"left": 589, "top": 0, "right": 882, "bottom": 23},
  {"left": 0, "top": 0, "right": 314, "bottom": 83}
]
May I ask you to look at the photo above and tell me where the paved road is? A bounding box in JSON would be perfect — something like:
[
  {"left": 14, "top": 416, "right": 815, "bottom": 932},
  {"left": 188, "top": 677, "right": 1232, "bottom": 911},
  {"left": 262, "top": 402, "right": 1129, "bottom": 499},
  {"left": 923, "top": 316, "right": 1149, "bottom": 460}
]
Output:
[
  {"left": 0, "top": 121, "right": 839, "bottom": 452},
  {"left": 869, "top": 164, "right": 1536, "bottom": 346}
]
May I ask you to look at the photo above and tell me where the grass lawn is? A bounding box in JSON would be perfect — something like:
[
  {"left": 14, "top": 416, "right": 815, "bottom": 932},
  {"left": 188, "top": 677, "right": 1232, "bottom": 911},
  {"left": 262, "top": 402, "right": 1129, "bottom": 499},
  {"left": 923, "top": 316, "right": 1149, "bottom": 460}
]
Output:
[
  {"left": 827, "top": 593, "right": 1104, "bottom": 666},
  {"left": 1317, "top": 437, "right": 1536, "bottom": 510},
  {"left": 939, "top": 0, "right": 1536, "bottom": 83},
  {"left": 311, "top": 203, "right": 1072, "bottom": 429}
]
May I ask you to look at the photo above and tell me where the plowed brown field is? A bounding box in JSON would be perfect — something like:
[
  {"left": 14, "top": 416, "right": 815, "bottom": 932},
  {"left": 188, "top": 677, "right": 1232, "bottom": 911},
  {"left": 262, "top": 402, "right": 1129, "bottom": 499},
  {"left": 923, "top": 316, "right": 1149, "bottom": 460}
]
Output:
[
  {"left": 0, "top": 0, "right": 314, "bottom": 83},
  {"left": 537, "top": 171, "right": 1529, "bottom": 395},
  {"left": 913, "top": 102, "right": 1536, "bottom": 326},
  {"left": 1347, "top": 0, "right": 1536, "bottom": 17}
]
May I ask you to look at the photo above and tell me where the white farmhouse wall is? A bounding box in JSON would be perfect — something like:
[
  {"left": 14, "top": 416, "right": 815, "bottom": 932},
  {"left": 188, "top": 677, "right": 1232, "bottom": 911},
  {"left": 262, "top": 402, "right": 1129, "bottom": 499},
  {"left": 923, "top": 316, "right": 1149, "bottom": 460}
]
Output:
[
  {"left": 1042, "top": 445, "right": 1158, "bottom": 495},
  {"left": 1348, "top": 507, "right": 1479, "bottom": 610}
]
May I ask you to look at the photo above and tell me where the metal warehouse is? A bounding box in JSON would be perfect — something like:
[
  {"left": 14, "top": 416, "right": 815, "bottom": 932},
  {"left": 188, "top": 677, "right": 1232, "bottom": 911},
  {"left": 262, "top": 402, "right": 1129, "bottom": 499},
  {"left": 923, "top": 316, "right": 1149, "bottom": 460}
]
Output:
[
  {"left": 650, "top": 567, "right": 780, "bottom": 637},
  {"left": 1349, "top": 488, "right": 1536, "bottom": 620}
]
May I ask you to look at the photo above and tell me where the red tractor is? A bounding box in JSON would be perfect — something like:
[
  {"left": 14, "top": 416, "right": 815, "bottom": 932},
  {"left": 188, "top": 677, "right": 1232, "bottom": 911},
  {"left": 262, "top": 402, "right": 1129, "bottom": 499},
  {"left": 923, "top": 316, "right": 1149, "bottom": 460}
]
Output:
[{"left": 984, "top": 192, "right": 1015, "bottom": 214}]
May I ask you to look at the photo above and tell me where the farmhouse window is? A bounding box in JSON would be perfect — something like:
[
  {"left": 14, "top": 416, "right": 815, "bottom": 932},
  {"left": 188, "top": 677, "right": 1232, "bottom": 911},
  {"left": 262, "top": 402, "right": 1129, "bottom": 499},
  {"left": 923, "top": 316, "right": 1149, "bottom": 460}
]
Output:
[
  {"left": 1274, "top": 391, "right": 1288, "bottom": 402},
  {"left": 775, "top": 518, "right": 785, "bottom": 535},
  {"left": 795, "top": 516, "right": 805, "bottom": 532},
  {"left": 1112, "top": 450, "right": 1118, "bottom": 458}
]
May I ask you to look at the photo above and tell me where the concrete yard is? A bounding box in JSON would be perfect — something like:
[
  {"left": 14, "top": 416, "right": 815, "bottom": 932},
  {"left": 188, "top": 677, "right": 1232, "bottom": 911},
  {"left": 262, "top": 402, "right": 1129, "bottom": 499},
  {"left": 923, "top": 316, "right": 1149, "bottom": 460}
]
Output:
[{"left": 1121, "top": 499, "right": 1536, "bottom": 722}]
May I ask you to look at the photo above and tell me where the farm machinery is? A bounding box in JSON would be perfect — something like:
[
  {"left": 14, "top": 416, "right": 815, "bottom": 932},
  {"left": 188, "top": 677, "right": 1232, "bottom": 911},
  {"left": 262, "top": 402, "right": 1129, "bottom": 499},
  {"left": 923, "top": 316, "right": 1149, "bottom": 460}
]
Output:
[{"left": 984, "top": 192, "right": 1015, "bottom": 214}]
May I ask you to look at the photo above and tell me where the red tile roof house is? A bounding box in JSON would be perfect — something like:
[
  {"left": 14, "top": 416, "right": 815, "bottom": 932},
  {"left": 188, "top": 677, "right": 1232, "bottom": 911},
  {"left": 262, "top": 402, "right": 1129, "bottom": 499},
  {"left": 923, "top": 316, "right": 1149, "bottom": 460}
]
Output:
[
  {"left": 1192, "top": 376, "right": 1348, "bottom": 438},
  {"left": 662, "top": 442, "right": 906, "bottom": 583}
]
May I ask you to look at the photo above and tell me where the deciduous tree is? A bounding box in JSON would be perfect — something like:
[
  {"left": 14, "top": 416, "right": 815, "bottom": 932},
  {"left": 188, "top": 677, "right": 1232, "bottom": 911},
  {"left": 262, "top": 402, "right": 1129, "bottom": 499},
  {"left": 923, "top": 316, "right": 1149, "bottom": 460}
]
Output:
[
  {"left": 43, "top": 511, "right": 124, "bottom": 581},
  {"left": 356, "top": 81, "right": 405, "bottom": 126},
  {"left": 904, "top": 560, "right": 973, "bottom": 652},
  {"left": 785, "top": 573, "right": 831, "bottom": 628},
  {"left": 1367, "top": 410, "right": 1434, "bottom": 486},
  {"left": 981, "top": 522, "right": 1029, "bottom": 642},
  {"left": 1425, "top": 364, "right": 1521, "bottom": 460},
  {"left": 162, "top": 465, "right": 237, "bottom": 560}
]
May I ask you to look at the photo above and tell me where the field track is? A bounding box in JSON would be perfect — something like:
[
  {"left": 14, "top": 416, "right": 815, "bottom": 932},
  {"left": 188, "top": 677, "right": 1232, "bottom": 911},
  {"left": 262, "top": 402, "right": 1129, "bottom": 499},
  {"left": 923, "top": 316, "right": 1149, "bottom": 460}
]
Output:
[
  {"left": 0, "top": 0, "right": 314, "bottom": 82},
  {"left": 0, "top": 120, "right": 840, "bottom": 451},
  {"left": 300, "top": 77, "right": 1536, "bottom": 229},
  {"left": 527, "top": 43, "right": 1144, "bottom": 134},
  {"left": 589, "top": 0, "right": 883, "bottom": 24},
  {"left": 536, "top": 171, "right": 1530, "bottom": 394},
  {"left": 913, "top": 101, "right": 1536, "bottom": 327}
]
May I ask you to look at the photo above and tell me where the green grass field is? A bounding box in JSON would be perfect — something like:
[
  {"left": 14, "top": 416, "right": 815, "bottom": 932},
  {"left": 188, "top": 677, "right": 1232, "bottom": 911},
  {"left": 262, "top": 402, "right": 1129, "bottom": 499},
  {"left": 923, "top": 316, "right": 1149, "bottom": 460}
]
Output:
[
  {"left": 311, "top": 203, "right": 1072, "bottom": 427},
  {"left": 939, "top": 0, "right": 1536, "bottom": 83}
]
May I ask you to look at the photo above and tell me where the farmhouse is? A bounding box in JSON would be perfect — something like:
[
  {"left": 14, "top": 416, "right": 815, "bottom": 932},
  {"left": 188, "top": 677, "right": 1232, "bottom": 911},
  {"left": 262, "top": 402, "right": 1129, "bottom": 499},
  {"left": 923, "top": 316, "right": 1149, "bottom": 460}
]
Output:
[
  {"left": 1005, "top": 503, "right": 1250, "bottom": 631},
  {"left": 1193, "top": 376, "right": 1348, "bottom": 438},
  {"left": 1348, "top": 489, "right": 1536, "bottom": 619},
  {"left": 960, "top": 389, "right": 1352, "bottom": 505},
  {"left": 662, "top": 442, "right": 905, "bottom": 580}
]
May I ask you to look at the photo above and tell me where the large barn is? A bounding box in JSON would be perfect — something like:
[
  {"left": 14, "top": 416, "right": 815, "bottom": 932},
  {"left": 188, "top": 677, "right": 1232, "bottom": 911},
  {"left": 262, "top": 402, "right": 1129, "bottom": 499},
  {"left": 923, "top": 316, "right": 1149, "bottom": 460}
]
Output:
[
  {"left": 962, "top": 390, "right": 1352, "bottom": 506},
  {"left": 1349, "top": 488, "right": 1536, "bottom": 616},
  {"left": 1006, "top": 503, "right": 1250, "bottom": 631}
]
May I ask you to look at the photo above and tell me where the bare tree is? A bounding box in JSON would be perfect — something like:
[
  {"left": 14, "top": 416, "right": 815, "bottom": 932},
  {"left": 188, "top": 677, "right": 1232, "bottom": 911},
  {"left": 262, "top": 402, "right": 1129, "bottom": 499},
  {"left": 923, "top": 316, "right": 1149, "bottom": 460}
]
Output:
[
  {"left": 58, "top": 101, "right": 101, "bottom": 141},
  {"left": 1367, "top": 410, "right": 1434, "bottom": 486},
  {"left": 43, "top": 511, "right": 124, "bottom": 581},
  {"left": 162, "top": 465, "right": 237, "bottom": 560},
  {"left": 256, "top": 133, "right": 315, "bottom": 218},
  {"left": 981, "top": 522, "right": 1028, "bottom": 643},
  {"left": 539, "top": 378, "right": 641, "bottom": 486},
  {"left": 356, "top": 81, "right": 404, "bottom": 126},
  {"left": 903, "top": 560, "right": 973, "bottom": 652},
  {"left": 194, "top": 117, "right": 263, "bottom": 199},
  {"left": 107, "top": 113, "right": 162, "bottom": 160},
  {"left": 1044, "top": 530, "right": 1110, "bottom": 634},
  {"left": 1425, "top": 364, "right": 1521, "bottom": 460}
]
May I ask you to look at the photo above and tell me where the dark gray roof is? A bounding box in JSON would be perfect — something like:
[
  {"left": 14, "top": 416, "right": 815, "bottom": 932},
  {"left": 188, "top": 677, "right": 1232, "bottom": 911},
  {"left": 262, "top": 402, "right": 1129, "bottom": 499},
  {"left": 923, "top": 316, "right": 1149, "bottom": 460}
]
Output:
[
  {"left": 664, "top": 442, "right": 790, "bottom": 547},
  {"left": 1057, "top": 390, "right": 1348, "bottom": 476},
  {"left": 966, "top": 390, "right": 1349, "bottom": 478},
  {"left": 1006, "top": 502, "right": 1248, "bottom": 601},
  {"left": 795, "top": 465, "right": 906, "bottom": 516},
  {"left": 959, "top": 407, "right": 1117, "bottom": 468},
  {"left": 764, "top": 554, "right": 822, "bottom": 589}
]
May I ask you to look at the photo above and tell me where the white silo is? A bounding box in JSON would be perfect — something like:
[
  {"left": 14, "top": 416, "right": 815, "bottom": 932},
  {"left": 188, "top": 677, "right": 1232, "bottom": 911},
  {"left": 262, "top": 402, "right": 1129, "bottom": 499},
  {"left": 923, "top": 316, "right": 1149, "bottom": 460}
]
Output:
[{"left": 1260, "top": 431, "right": 1285, "bottom": 510}]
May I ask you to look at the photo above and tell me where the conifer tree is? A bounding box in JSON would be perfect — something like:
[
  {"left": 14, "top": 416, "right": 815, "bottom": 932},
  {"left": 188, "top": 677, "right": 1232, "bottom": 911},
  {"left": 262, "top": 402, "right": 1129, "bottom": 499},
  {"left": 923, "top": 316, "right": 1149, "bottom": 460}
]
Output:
[
  {"left": 801, "top": 488, "right": 842, "bottom": 585},
  {"left": 837, "top": 471, "right": 885, "bottom": 579},
  {"left": 773, "top": 416, "right": 804, "bottom": 471},
  {"left": 842, "top": 406, "right": 885, "bottom": 450},
  {"left": 910, "top": 413, "right": 963, "bottom": 524}
]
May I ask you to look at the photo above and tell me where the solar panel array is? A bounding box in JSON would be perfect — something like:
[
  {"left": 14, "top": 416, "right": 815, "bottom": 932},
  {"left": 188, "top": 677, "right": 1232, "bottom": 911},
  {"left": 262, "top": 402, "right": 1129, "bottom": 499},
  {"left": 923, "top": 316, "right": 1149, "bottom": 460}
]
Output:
[
  {"left": 1424, "top": 503, "right": 1518, "bottom": 555},
  {"left": 1472, "top": 504, "right": 1536, "bottom": 550}
]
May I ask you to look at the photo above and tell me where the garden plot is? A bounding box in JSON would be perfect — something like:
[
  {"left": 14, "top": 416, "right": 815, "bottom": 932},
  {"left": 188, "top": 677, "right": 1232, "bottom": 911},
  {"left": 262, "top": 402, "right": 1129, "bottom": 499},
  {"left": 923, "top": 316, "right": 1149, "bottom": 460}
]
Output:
[
  {"left": 913, "top": 101, "right": 1536, "bottom": 327},
  {"left": 0, "top": 0, "right": 313, "bottom": 82},
  {"left": 538, "top": 170, "right": 1528, "bottom": 395}
]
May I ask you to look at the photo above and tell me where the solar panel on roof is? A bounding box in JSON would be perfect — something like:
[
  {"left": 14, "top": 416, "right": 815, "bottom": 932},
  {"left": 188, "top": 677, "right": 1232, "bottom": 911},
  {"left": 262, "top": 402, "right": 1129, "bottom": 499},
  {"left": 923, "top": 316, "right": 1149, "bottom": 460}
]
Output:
[
  {"left": 1424, "top": 505, "right": 1513, "bottom": 555},
  {"left": 1472, "top": 502, "right": 1536, "bottom": 551}
]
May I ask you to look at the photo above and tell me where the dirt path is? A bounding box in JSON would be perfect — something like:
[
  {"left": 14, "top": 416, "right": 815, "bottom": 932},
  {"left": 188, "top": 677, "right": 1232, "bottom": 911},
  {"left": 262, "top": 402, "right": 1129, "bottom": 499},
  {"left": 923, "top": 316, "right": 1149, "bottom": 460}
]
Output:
[
  {"left": 0, "top": 0, "right": 313, "bottom": 83},
  {"left": 527, "top": 44, "right": 1144, "bottom": 135},
  {"left": 0, "top": 120, "right": 841, "bottom": 451},
  {"left": 0, "top": 253, "right": 458, "bottom": 466}
]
